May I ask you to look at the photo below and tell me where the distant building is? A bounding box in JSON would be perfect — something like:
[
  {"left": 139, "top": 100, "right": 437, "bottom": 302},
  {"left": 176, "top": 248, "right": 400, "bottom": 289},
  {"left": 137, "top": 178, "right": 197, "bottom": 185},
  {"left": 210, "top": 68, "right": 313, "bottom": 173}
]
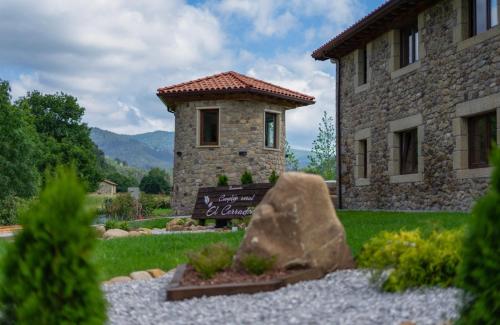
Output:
[
  {"left": 312, "top": 0, "right": 500, "bottom": 211},
  {"left": 96, "top": 180, "right": 117, "bottom": 195},
  {"left": 157, "top": 71, "right": 314, "bottom": 215}
]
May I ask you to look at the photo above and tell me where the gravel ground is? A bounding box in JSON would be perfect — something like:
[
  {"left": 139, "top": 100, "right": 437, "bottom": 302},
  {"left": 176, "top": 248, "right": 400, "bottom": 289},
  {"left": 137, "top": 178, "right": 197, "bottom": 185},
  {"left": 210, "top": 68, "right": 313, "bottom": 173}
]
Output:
[{"left": 104, "top": 270, "right": 462, "bottom": 325}]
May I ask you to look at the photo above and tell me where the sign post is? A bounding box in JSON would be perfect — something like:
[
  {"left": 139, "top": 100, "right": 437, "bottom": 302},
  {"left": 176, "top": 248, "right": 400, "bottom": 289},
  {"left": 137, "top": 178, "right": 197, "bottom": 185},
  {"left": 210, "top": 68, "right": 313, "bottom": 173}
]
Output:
[{"left": 192, "top": 183, "right": 273, "bottom": 227}]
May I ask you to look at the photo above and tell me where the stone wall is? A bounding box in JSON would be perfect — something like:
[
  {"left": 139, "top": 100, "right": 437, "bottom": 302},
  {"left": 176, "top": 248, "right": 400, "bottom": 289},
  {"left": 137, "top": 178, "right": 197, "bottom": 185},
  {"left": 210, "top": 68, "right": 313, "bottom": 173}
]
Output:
[
  {"left": 339, "top": 0, "right": 500, "bottom": 211},
  {"left": 172, "top": 99, "right": 286, "bottom": 215}
]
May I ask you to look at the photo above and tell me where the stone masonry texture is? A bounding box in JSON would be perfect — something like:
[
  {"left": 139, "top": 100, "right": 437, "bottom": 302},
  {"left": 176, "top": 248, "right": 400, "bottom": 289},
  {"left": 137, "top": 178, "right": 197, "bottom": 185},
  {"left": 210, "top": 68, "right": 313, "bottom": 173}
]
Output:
[
  {"left": 172, "top": 99, "right": 286, "bottom": 215},
  {"left": 339, "top": 0, "right": 500, "bottom": 211}
]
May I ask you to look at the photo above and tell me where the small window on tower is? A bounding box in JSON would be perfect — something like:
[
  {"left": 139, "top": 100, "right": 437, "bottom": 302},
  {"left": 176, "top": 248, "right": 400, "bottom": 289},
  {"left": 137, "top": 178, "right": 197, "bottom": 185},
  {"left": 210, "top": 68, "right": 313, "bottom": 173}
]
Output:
[
  {"left": 265, "top": 112, "right": 278, "bottom": 149},
  {"left": 199, "top": 109, "right": 219, "bottom": 146}
]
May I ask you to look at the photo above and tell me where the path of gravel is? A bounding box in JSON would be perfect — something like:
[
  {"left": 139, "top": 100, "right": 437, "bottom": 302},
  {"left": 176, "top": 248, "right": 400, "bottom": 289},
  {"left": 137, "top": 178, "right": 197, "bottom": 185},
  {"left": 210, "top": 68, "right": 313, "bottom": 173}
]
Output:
[{"left": 104, "top": 270, "right": 462, "bottom": 325}]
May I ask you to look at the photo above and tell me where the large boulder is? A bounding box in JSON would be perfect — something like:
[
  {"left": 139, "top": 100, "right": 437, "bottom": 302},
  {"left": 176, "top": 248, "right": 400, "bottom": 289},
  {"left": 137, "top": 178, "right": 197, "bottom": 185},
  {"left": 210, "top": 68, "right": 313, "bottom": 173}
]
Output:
[{"left": 234, "top": 172, "right": 355, "bottom": 273}]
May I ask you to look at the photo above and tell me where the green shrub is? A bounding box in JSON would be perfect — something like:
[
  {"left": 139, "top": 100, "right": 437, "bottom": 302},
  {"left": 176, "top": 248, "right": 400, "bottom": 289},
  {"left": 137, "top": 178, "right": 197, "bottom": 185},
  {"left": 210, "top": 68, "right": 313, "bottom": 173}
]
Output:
[
  {"left": 186, "top": 243, "right": 235, "bottom": 279},
  {"left": 458, "top": 148, "right": 500, "bottom": 324},
  {"left": 139, "top": 193, "right": 156, "bottom": 217},
  {"left": 0, "top": 195, "right": 29, "bottom": 226},
  {"left": 241, "top": 170, "right": 253, "bottom": 185},
  {"left": 0, "top": 167, "right": 106, "bottom": 324},
  {"left": 104, "top": 219, "right": 129, "bottom": 231},
  {"left": 241, "top": 254, "right": 276, "bottom": 275},
  {"left": 358, "top": 229, "right": 463, "bottom": 292},
  {"left": 217, "top": 174, "right": 229, "bottom": 186},
  {"left": 103, "top": 193, "right": 136, "bottom": 220},
  {"left": 154, "top": 195, "right": 171, "bottom": 209},
  {"left": 268, "top": 170, "right": 279, "bottom": 184}
]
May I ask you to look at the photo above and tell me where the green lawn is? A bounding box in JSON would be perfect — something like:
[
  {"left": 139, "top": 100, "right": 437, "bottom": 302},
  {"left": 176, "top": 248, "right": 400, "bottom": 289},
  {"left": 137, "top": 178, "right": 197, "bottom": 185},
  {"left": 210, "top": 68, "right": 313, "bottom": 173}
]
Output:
[
  {"left": 129, "top": 217, "right": 172, "bottom": 229},
  {"left": 151, "top": 208, "right": 172, "bottom": 217},
  {"left": 93, "top": 232, "right": 243, "bottom": 281},
  {"left": 338, "top": 210, "right": 469, "bottom": 256},
  {"left": 0, "top": 210, "right": 470, "bottom": 281}
]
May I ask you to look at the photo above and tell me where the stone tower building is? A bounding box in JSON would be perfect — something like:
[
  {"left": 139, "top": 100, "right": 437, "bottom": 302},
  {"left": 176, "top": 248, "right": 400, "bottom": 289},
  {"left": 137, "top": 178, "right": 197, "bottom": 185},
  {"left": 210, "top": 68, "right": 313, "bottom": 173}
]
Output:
[{"left": 157, "top": 71, "right": 314, "bottom": 215}]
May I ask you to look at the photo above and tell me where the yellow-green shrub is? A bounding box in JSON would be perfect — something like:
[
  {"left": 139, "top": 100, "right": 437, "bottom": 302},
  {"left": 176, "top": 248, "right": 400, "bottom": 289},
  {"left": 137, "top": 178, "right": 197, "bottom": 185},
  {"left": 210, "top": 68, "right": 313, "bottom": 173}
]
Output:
[
  {"left": 186, "top": 243, "right": 235, "bottom": 279},
  {"left": 358, "top": 229, "right": 463, "bottom": 292}
]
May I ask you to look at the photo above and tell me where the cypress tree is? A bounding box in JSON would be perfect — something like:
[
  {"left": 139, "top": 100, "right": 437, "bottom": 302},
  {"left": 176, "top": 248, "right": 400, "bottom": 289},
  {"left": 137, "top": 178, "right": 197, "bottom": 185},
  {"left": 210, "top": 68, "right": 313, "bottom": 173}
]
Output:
[
  {"left": 0, "top": 167, "right": 106, "bottom": 324},
  {"left": 458, "top": 148, "right": 500, "bottom": 324}
]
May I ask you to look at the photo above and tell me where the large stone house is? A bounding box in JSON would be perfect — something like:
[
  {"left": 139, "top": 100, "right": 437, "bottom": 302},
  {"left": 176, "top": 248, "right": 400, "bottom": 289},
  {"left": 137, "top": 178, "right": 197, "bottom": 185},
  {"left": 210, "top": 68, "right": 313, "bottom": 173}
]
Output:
[
  {"left": 313, "top": 0, "right": 499, "bottom": 211},
  {"left": 157, "top": 71, "right": 314, "bottom": 215}
]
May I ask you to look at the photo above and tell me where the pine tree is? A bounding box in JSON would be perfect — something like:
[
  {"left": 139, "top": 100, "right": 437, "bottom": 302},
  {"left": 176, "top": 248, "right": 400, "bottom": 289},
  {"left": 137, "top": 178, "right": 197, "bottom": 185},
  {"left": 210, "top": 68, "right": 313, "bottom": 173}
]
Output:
[
  {"left": 285, "top": 141, "right": 299, "bottom": 171},
  {"left": 458, "top": 147, "right": 500, "bottom": 324},
  {"left": 307, "top": 111, "right": 336, "bottom": 180},
  {"left": 0, "top": 167, "right": 107, "bottom": 324}
]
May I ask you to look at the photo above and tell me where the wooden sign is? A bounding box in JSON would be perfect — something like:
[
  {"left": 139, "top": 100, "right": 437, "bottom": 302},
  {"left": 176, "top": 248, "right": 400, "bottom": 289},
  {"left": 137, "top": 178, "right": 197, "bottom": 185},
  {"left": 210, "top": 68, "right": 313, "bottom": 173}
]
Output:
[{"left": 192, "top": 183, "right": 273, "bottom": 220}]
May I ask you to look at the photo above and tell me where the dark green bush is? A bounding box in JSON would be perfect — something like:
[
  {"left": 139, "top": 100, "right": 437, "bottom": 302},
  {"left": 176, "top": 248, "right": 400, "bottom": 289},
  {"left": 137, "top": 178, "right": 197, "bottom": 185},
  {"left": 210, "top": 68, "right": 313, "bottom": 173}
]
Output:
[
  {"left": 0, "top": 167, "right": 106, "bottom": 324},
  {"left": 139, "top": 168, "right": 171, "bottom": 194},
  {"left": 241, "top": 254, "right": 276, "bottom": 275},
  {"left": 104, "top": 219, "right": 129, "bottom": 231},
  {"left": 217, "top": 174, "right": 229, "bottom": 186},
  {"left": 103, "top": 193, "right": 136, "bottom": 220},
  {"left": 139, "top": 193, "right": 156, "bottom": 217},
  {"left": 186, "top": 243, "right": 235, "bottom": 279},
  {"left": 268, "top": 170, "right": 279, "bottom": 184},
  {"left": 241, "top": 170, "right": 253, "bottom": 185},
  {"left": 458, "top": 148, "right": 500, "bottom": 324},
  {"left": 0, "top": 195, "right": 29, "bottom": 226},
  {"left": 358, "top": 229, "right": 463, "bottom": 292}
]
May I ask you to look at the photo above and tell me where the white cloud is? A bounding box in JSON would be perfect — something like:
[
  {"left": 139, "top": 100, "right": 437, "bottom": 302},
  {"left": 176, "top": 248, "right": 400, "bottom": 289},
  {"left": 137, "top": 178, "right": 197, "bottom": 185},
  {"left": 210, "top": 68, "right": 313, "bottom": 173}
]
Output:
[
  {"left": 217, "top": 0, "right": 297, "bottom": 37},
  {"left": 217, "top": 0, "right": 363, "bottom": 40},
  {"left": 0, "top": 0, "right": 232, "bottom": 134},
  {"left": 0, "top": 0, "right": 368, "bottom": 148},
  {"left": 244, "top": 52, "right": 335, "bottom": 149}
]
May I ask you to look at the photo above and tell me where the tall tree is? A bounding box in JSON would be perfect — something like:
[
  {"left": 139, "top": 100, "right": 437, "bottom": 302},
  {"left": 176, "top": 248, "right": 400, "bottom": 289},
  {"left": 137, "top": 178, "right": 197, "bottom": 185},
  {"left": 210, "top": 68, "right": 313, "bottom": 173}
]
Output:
[
  {"left": 285, "top": 141, "right": 299, "bottom": 171},
  {"left": 139, "top": 168, "right": 171, "bottom": 194},
  {"left": 16, "top": 91, "right": 102, "bottom": 190},
  {"left": 0, "top": 80, "right": 40, "bottom": 200},
  {"left": 307, "top": 111, "right": 336, "bottom": 180}
]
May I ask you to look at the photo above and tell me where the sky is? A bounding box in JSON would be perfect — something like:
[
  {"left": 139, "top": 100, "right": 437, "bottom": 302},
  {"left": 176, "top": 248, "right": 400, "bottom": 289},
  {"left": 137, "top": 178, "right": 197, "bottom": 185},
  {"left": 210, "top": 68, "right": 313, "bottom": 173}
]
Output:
[{"left": 0, "top": 0, "right": 382, "bottom": 150}]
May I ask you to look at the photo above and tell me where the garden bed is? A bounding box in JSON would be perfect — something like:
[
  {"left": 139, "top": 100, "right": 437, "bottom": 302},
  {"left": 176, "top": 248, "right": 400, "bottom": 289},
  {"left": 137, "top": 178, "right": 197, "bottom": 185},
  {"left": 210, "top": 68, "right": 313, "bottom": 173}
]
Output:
[{"left": 166, "top": 264, "right": 323, "bottom": 301}]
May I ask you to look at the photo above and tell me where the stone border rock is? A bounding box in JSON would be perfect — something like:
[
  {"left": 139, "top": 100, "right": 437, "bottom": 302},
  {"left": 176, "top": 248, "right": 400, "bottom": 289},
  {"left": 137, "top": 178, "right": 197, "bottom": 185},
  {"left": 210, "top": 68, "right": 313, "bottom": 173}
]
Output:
[
  {"left": 104, "top": 269, "right": 167, "bottom": 284},
  {"left": 102, "top": 227, "right": 152, "bottom": 239}
]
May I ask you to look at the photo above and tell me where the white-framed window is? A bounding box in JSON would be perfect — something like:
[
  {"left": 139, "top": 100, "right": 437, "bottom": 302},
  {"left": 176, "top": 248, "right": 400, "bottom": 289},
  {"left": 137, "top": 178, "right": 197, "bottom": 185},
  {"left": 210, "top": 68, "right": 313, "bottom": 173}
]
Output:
[
  {"left": 388, "top": 12, "right": 425, "bottom": 79},
  {"left": 197, "top": 107, "right": 220, "bottom": 147},
  {"left": 354, "top": 43, "right": 372, "bottom": 93},
  {"left": 354, "top": 128, "right": 371, "bottom": 186},
  {"left": 454, "top": 0, "right": 500, "bottom": 48},
  {"left": 453, "top": 93, "right": 500, "bottom": 178},
  {"left": 264, "top": 110, "right": 280, "bottom": 150},
  {"left": 388, "top": 114, "right": 424, "bottom": 183}
]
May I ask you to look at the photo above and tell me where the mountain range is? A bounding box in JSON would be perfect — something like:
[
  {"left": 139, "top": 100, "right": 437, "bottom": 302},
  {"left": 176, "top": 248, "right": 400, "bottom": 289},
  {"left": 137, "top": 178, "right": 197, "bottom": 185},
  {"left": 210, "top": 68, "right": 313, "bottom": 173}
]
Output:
[{"left": 90, "top": 127, "right": 310, "bottom": 170}]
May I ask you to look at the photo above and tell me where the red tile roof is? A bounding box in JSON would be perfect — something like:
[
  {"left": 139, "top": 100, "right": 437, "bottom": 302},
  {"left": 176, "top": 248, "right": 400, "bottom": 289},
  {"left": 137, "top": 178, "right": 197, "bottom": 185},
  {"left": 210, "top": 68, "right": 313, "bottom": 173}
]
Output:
[{"left": 157, "top": 71, "right": 315, "bottom": 106}]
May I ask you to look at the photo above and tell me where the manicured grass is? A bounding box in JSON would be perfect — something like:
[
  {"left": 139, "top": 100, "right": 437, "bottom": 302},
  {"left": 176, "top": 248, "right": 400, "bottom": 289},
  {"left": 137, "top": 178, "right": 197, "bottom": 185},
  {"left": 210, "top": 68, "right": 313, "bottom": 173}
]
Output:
[
  {"left": 0, "top": 211, "right": 470, "bottom": 281},
  {"left": 93, "top": 231, "right": 244, "bottom": 281},
  {"left": 151, "top": 208, "right": 172, "bottom": 217},
  {"left": 338, "top": 210, "right": 470, "bottom": 256},
  {"left": 129, "top": 217, "right": 171, "bottom": 229}
]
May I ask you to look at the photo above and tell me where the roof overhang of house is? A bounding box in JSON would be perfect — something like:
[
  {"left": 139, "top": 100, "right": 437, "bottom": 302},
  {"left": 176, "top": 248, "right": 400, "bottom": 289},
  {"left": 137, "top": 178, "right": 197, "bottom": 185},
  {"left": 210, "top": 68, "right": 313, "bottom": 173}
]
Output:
[{"left": 312, "top": 0, "right": 436, "bottom": 60}]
